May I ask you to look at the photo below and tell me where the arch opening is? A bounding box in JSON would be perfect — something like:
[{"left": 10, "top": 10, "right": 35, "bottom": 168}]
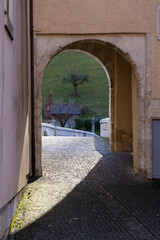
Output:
[{"left": 42, "top": 50, "right": 110, "bottom": 136}]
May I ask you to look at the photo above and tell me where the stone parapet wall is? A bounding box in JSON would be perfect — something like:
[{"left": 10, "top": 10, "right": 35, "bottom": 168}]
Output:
[{"left": 42, "top": 123, "right": 99, "bottom": 138}]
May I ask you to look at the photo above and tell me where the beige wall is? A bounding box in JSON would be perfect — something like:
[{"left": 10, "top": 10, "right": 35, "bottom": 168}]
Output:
[
  {"left": 33, "top": 0, "right": 160, "bottom": 98},
  {"left": 33, "top": 0, "right": 158, "bottom": 34},
  {"left": 0, "top": 0, "right": 31, "bottom": 210}
]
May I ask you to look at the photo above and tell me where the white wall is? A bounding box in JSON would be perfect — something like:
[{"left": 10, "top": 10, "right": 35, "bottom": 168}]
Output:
[{"left": 100, "top": 118, "right": 110, "bottom": 138}]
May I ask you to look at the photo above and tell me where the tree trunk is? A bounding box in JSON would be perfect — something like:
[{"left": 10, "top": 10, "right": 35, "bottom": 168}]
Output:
[
  {"left": 60, "top": 118, "right": 67, "bottom": 127},
  {"left": 74, "top": 86, "right": 77, "bottom": 97}
]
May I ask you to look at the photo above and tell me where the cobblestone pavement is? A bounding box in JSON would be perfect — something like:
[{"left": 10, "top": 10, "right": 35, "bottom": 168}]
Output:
[{"left": 9, "top": 137, "right": 160, "bottom": 240}]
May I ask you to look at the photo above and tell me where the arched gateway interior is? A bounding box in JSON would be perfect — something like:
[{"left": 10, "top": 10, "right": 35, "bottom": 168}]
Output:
[{"left": 35, "top": 37, "right": 146, "bottom": 177}]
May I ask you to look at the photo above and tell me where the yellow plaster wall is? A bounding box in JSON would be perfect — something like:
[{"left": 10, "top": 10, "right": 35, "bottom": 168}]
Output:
[{"left": 115, "top": 53, "right": 132, "bottom": 151}]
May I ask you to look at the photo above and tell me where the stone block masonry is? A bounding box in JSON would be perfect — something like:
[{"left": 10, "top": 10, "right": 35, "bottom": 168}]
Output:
[{"left": 0, "top": 187, "right": 25, "bottom": 240}]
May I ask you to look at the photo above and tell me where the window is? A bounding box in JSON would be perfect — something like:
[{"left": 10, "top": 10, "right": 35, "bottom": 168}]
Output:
[{"left": 4, "top": 0, "right": 14, "bottom": 40}]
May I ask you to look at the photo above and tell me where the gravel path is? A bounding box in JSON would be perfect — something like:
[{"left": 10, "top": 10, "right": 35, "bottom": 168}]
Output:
[{"left": 9, "top": 137, "right": 160, "bottom": 240}]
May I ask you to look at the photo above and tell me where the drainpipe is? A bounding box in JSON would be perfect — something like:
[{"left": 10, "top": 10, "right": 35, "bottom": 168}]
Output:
[{"left": 30, "top": 0, "right": 36, "bottom": 177}]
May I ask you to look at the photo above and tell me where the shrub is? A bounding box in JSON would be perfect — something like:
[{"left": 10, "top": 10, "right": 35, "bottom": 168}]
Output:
[
  {"left": 75, "top": 116, "right": 102, "bottom": 132},
  {"left": 83, "top": 117, "right": 92, "bottom": 131}
]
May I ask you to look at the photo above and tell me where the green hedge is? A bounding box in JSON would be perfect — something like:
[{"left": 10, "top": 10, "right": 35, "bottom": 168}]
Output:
[{"left": 74, "top": 116, "right": 103, "bottom": 133}]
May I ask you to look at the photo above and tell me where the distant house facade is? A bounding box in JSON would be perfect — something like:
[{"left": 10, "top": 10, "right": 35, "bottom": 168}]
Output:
[{"left": 51, "top": 104, "right": 81, "bottom": 127}]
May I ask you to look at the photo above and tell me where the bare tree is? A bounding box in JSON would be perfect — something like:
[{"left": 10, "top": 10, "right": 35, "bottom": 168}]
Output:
[
  {"left": 62, "top": 71, "right": 89, "bottom": 97},
  {"left": 52, "top": 99, "right": 81, "bottom": 127}
]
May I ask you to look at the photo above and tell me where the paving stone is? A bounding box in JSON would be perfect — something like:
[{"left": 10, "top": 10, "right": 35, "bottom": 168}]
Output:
[{"left": 9, "top": 137, "right": 160, "bottom": 240}]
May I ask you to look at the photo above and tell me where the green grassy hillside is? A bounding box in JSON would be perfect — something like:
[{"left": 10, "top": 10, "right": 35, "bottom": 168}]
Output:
[{"left": 42, "top": 51, "right": 109, "bottom": 117}]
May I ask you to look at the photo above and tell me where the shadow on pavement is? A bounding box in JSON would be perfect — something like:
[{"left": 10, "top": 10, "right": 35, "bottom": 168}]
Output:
[{"left": 9, "top": 139, "right": 160, "bottom": 240}]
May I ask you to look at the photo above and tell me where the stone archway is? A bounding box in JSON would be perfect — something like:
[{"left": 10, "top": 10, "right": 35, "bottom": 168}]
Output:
[{"left": 34, "top": 34, "right": 152, "bottom": 178}]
